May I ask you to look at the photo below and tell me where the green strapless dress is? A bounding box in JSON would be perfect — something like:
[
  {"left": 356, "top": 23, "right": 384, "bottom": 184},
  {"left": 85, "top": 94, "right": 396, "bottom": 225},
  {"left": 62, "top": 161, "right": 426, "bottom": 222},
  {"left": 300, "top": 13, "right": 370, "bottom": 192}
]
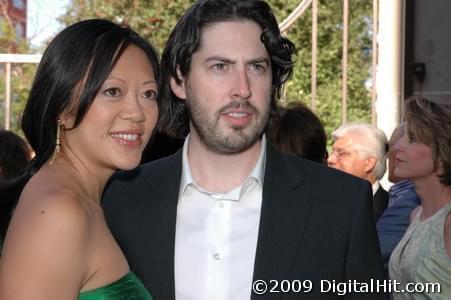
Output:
[{"left": 79, "top": 272, "right": 152, "bottom": 300}]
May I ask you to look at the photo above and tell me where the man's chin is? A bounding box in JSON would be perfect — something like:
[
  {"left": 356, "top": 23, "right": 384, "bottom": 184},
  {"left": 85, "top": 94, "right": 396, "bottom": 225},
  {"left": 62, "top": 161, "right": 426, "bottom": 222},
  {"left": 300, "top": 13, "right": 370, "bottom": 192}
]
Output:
[{"left": 208, "top": 133, "right": 262, "bottom": 155}]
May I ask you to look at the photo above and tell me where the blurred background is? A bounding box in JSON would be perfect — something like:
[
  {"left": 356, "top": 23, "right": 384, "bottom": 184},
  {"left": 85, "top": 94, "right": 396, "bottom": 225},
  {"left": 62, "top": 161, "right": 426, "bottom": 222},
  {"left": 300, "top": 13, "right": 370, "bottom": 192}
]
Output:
[{"left": 1, "top": 0, "right": 450, "bottom": 145}]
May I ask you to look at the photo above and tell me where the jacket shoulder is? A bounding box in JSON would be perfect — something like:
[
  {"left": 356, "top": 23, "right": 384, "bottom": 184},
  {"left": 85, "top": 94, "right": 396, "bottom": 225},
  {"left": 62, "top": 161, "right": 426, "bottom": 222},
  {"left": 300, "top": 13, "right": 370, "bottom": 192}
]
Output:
[
  {"left": 109, "top": 151, "right": 180, "bottom": 185},
  {"left": 102, "top": 151, "right": 181, "bottom": 206},
  {"left": 268, "top": 144, "right": 369, "bottom": 189}
]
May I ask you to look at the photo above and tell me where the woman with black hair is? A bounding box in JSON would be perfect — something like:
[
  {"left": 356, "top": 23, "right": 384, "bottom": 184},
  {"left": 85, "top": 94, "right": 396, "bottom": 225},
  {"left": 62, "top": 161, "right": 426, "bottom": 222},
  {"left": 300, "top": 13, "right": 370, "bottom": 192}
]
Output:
[{"left": 0, "top": 19, "right": 159, "bottom": 299}]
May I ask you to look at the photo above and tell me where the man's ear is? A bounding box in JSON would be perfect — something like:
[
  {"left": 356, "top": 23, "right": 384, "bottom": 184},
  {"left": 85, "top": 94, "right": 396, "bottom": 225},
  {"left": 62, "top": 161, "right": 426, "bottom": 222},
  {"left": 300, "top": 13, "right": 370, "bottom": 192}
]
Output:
[
  {"left": 364, "top": 156, "right": 377, "bottom": 174},
  {"left": 170, "top": 67, "right": 187, "bottom": 100}
]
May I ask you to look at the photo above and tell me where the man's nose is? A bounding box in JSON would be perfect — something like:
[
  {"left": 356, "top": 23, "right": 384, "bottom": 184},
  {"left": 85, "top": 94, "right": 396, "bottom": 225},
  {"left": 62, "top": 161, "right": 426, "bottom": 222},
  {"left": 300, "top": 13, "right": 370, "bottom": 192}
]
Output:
[
  {"left": 327, "top": 151, "right": 338, "bottom": 166},
  {"left": 231, "top": 69, "right": 252, "bottom": 100}
]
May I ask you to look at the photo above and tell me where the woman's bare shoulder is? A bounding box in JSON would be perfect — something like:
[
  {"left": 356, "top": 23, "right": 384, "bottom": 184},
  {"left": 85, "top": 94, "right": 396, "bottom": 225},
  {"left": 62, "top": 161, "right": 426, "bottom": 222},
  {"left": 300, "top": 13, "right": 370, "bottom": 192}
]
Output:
[
  {"left": 14, "top": 171, "right": 90, "bottom": 229},
  {"left": 0, "top": 172, "right": 92, "bottom": 298}
]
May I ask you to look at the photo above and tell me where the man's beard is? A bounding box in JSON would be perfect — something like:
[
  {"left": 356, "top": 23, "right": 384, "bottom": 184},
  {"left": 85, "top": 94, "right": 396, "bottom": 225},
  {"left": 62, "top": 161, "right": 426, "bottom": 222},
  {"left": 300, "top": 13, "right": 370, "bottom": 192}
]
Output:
[{"left": 187, "top": 95, "right": 270, "bottom": 155}]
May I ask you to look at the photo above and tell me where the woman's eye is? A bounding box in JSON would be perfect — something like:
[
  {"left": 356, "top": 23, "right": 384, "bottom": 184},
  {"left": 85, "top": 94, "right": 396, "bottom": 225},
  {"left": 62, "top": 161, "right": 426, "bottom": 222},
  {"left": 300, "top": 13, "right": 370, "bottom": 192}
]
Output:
[
  {"left": 103, "top": 87, "right": 121, "bottom": 97},
  {"left": 143, "top": 90, "right": 157, "bottom": 100},
  {"left": 407, "top": 133, "right": 416, "bottom": 143}
]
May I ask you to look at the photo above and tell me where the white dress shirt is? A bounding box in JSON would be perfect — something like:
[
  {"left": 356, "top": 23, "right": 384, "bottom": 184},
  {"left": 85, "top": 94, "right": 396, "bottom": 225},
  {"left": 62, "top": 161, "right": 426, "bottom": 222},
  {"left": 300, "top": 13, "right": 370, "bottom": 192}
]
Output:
[
  {"left": 372, "top": 181, "right": 381, "bottom": 196},
  {"left": 174, "top": 135, "right": 266, "bottom": 300}
]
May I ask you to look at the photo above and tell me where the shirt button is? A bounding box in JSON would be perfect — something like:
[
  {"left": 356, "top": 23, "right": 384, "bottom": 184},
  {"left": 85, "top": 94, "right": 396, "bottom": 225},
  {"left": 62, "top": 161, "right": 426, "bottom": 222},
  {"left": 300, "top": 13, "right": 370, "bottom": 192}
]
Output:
[
  {"left": 217, "top": 201, "right": 224, "bottom": 208},
  {"left": 213, "top": 253, "right": 220, "bottom": 260}
]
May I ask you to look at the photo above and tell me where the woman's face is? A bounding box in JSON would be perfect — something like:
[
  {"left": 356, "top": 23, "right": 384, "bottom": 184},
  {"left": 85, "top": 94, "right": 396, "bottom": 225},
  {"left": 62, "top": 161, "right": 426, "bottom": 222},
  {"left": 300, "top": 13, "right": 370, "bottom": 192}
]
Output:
[
  {"left": 393, "top": 129, "right": 436, "bottom": 182},
  {"left": 62, "top": 44, "right": 158, "bottom": 172}
]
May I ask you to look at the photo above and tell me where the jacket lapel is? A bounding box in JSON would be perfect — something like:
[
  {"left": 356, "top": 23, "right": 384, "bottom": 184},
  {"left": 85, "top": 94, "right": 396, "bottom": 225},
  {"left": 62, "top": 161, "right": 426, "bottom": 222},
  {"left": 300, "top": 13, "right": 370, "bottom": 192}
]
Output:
[
  {"left": 144, "top": 149, "right": 183, "bottom": 300},
  {"left": 157, "top": 144, "right": 314, "bottom": 298},
  {"left": 252, "top": 144, "right": 314, "bottom": 287}
]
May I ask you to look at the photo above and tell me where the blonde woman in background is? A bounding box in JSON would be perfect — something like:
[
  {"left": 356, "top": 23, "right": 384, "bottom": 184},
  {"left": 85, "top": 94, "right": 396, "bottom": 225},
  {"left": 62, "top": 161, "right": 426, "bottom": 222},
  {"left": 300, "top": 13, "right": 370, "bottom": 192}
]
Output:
[{"left": 389, "top": 96, "right": 451, "bottom": 299}]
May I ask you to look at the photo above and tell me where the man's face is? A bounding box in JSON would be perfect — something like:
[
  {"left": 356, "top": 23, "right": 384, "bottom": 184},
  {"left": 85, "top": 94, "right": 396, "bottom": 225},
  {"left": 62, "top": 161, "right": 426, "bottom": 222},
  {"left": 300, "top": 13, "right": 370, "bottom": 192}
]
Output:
[
  {"left": 387, "top": 124, "right": 405, "bottom": 183},
  {"left": 327, "top": 133, "right": 375, "bottom": 182},
  {"left": 170, "top": 20, "right": 272, "bottom": 154}
]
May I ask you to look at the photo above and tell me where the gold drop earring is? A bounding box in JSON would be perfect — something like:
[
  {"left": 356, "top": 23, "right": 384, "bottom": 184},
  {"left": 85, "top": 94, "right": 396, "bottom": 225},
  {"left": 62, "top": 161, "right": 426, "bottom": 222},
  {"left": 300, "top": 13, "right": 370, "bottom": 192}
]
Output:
[{"left": 49, "top": 120, "right": 63, "bottom": 165}]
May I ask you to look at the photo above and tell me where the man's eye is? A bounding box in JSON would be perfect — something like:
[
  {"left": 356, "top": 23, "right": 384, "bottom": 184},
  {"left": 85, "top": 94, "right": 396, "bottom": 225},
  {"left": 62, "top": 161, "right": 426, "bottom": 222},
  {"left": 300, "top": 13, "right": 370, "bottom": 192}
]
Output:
[
  {"left": 250, "top": 64, "right": 265, "bottom": 72},
  {"left": 103, "top": 87, "right": 121, "bottom": 97},
  {"left": 212, "top": 63, "right": 227, "bottom": 71}
]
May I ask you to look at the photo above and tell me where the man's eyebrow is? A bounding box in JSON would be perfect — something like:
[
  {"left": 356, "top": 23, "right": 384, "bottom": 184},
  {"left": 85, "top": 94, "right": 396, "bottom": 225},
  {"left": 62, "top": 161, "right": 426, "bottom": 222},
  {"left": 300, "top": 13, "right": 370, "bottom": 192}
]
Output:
[
  {"left": 205, "top": 56, "right": 235, "bottom": 64},
  {"left": 248, "top": 58, "right": 270, "bottom": 65},
  {"left": 204, "top": 56, "right": 270, "bottom": 65},
  {"left": 332, "top": 148, "right": 348, "bottom": 152}
]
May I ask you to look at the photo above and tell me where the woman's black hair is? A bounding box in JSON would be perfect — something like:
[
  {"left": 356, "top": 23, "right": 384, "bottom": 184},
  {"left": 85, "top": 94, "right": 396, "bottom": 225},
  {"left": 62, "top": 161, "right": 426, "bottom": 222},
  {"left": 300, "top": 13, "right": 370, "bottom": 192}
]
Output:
[
  {"left": 21, "top": 19, "right": 160, "bottom": 174},
  {"left": 0, "top": 130, "right": 30, "bottom": 179},
  {"left": 159, "top": 0, "right": 294, "bottom": 138},
  {"left": 267, "top": 103, "right": 328, "bottom": 164}
]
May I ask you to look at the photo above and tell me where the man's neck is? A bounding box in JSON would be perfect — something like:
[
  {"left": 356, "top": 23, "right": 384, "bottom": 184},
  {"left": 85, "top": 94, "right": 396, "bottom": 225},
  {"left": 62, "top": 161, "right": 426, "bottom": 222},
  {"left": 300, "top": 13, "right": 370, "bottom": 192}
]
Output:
[{"left": 187, "top": 137, "right": 263, "bottom": 193}]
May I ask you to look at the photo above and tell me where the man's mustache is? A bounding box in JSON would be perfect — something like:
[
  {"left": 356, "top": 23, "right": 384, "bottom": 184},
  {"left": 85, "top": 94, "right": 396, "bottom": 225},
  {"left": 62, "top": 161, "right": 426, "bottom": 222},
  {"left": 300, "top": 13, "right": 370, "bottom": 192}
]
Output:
[{"left": 219, "top": 100, "right": 258, "bottom": 114}]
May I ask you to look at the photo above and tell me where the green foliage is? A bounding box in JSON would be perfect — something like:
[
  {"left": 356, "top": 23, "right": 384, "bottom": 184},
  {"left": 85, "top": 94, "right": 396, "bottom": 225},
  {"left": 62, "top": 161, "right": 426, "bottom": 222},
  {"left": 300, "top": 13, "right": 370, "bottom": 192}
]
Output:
[
  {"left": 0, "top": 19, "right": 37, "bottom": 134},
  {"left": 268, "top": 0, "right": 372, "bottom": 140},
  {"left": 58, "top": 0, "right": 192, "bottom": 51},
  {"left": 4, "top": 0, "right": 373, "bottom": 140}
]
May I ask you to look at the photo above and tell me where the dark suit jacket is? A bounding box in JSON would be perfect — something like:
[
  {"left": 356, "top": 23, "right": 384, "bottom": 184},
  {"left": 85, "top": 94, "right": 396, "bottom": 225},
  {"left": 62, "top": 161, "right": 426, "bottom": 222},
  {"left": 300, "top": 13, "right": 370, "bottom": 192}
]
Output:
[
  {"left": 0, "top": 176, "right": 26, "bottom": 250},
  {"left": 373, "top": 186, "right": 389, "bottom": 221},
  {"left": 103, "top": 143, "right": 387, "bottom": 299}
]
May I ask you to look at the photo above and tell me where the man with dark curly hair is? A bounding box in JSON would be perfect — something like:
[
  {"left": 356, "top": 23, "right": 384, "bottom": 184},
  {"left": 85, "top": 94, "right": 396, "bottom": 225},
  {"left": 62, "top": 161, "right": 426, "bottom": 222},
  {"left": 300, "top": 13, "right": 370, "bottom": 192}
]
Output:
[{"left": 103, "top": 1, "right": 387, "bottom": 299}]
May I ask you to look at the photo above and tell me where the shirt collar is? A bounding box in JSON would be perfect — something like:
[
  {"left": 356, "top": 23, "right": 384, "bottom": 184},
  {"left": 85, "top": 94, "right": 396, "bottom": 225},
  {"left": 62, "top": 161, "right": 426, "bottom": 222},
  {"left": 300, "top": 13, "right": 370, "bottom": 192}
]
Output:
[
  {"left": 180, "top": 134, "right": 267, "bottom": 200},
  {"left": 389, "top": 179, "right": 414, "bottom": 195},
  {"left": 372, "top": 181, "right": 380, "bottom": 196}
]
